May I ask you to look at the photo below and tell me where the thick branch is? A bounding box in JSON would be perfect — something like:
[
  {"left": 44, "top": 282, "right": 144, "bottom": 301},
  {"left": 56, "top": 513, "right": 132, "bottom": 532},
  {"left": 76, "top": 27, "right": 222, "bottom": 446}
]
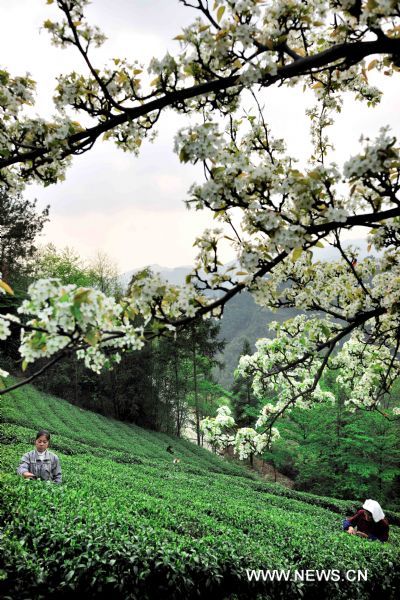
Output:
[
  {"left": 1, "top": 37, "right": 399, "bottom": 171},
  {"left": 311, "top": 206, "right": 400, "bottom": 233}
]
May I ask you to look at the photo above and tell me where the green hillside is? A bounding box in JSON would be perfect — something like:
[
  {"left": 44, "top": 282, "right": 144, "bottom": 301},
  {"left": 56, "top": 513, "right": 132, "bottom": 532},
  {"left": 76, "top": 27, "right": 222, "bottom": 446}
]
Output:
[
  {"left": 216, "top": 291, "right": 301, "bottom": 388},
  {"left": 0, "top": 383, "right": 399, "bottom": 599}
]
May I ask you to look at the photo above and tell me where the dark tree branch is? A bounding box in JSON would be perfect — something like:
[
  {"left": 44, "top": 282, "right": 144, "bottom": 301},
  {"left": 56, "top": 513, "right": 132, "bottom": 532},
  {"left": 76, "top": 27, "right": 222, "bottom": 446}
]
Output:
[
  {"left": 311, "top": 206, "right": 400, "bottom": 233},
  {"left": 173, "top": 250, "right": 288, "bottom": 326},
  {"left": 1, "top": 37, "right": 398, "bottom": 172}
]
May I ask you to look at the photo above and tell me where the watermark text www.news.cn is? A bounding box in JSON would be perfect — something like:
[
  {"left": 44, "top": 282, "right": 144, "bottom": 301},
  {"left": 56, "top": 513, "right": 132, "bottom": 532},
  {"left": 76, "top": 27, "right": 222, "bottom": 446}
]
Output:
[{"left": 246, "top": 569, "right": 367, "bottom": 583}]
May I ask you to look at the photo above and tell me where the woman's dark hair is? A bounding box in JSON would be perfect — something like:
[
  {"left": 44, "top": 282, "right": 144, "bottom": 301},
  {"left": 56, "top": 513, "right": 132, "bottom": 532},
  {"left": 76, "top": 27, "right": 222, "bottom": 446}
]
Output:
[{"left": 35, "top": 429, "right": 50, "bottom": 441}]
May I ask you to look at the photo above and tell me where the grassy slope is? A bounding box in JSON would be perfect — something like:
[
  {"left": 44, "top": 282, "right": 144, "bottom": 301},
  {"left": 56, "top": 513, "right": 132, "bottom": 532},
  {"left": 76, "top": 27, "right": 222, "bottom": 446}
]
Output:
[{"left": 0, "top": 383, "right": 399, "bottom": 600}]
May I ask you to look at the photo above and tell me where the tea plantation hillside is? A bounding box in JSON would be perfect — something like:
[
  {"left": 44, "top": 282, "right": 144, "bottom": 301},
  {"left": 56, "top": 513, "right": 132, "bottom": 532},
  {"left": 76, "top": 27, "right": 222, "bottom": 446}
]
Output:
[{"left": 0, "top": 383, "right": 399, "bottom": 599}]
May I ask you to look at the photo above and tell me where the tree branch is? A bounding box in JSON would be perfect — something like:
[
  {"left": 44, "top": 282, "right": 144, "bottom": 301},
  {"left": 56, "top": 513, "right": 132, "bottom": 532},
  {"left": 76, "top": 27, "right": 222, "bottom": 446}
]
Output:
[{"left": 1, "top": 37, "right": 398, "bottom": 172}]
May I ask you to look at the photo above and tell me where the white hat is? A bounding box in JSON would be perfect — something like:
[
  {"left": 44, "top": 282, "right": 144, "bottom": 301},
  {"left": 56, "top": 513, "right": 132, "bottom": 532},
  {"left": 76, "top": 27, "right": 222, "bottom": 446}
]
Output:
[{"left": 363, "top": 499, "right": 385, "bottom": 523}]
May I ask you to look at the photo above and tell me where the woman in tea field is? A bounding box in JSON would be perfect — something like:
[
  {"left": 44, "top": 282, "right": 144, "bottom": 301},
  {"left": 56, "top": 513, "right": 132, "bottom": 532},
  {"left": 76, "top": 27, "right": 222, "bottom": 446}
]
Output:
[
  {"left": 343, "top": 499, "right": 389, "bottom": 542},
  {"left": 17, "top": 429, "right": 62, "bottom": 484}
]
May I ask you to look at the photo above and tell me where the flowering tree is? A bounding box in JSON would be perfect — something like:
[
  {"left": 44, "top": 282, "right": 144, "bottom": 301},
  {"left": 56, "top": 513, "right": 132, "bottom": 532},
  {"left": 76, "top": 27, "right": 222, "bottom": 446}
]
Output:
[
  {"left": 201, "top": 317, "right": 400, "bottom": 459},
  {"left": 1, "top": 0, "right": 400, "bottom": 446},
  {"left": 201, "top": 405, "right": 279, "bottom": 460}
]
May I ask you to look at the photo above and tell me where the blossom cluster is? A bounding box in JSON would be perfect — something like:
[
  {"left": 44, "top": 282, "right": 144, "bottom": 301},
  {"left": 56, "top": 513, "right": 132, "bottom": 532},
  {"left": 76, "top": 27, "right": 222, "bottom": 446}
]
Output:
[
  {"left": 200, "top": 406, "right": 235, "bottom": 450},
  {"left": 343, "top": 127, "right": 399, "bottom": 183},
  {"left": 334, "top": 333, "right": 400, "bottom": 412},
  {"left": 127, "top": 268, "right": 208, "bottom": 322},
  {"left": 16, "top": 279, "right": 128, "bottom": 372},
  {"left": 175, "top": 121, "right": 400, "bottom": 288},
  {"left": 200, "top": 405, "right": 280, "bottom": 461},
  {"left": 0, "top": 269, "right": 211, "bottom": 378},
  {"left": 0, "top": 69, "right": 35, "bottom": 118},
  {"left": 234, "top": 428, "right": 275, "bottom": 461},
  {"left": 236, "top": 316, "right": 337, "bottom": 415},
  {"left": 44, "top": 0, "right": 106, "bottom": 51},
  {"left": 236, "top": 314, "right": 400, "bottom": 420}
]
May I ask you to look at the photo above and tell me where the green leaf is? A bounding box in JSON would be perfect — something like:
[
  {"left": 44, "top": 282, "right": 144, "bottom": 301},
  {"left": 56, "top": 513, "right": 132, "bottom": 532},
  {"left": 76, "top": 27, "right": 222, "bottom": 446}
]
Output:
[
  {"left": 211, "top": 166, "right": 225, "bottom": 177},
  {"left": 124, "top": 306, "right": 138, "bottom": 320},
  {"left": 179, "top": 148, "right": 190, "bottom": 163},
  {"left": 321, "top": 323, "right": 331, "bottom": 338},
  {"left": 291, "top": 248, "right": 303, "bottom": 262},
  {"left": 71, "top": 305, "right": 83, "bottom": 320},
  {"left": 84, "top": 329, "right": 100, "bottom": 347},
  {"left": 217, "top": 6, "right": 225, "bottom": 22},
  {"left": 31, "top": 332, "right": 47, "bottom": 350},
  {"left": 74, "top": 290, "right": 91, "bottom": 305}
]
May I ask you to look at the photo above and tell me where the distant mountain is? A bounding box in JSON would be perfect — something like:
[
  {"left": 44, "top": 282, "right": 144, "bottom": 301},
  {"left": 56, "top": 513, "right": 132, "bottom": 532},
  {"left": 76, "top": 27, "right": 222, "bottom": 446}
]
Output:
[
  {"left": 120, "top": 264, "right": 192, "bottom": 290},
  {"left": 121, "top": 238, "right": 378, "bottom": 288}
]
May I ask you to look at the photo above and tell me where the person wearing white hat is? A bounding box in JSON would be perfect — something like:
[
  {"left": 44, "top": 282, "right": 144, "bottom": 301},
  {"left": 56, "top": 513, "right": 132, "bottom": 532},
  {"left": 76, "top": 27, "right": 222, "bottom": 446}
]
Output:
[{"left": 342, "top": 499, "right": 389, "bottom": 542}]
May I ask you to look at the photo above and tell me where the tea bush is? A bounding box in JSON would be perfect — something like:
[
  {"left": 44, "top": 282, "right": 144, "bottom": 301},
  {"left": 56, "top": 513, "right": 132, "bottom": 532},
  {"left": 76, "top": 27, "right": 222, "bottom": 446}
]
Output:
[{"left": 0, "top": 382, "right": 399, "bottom": 599}]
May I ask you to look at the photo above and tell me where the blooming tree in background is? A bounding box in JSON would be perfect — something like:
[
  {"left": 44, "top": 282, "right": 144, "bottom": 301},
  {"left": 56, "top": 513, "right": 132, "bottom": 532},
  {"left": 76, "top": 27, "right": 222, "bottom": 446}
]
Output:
[
  {"left": 0, "top": 1, "right": 400, "bottom": 455},
  {"left": 201, "top": 405, "right": 279, "bottom": 460}
]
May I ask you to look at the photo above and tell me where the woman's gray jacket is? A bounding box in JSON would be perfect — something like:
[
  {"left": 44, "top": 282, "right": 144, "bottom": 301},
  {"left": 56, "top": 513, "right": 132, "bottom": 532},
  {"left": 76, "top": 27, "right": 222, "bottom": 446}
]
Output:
[{"left": 17, "top": 449, "right": 62, "bottom": 483}]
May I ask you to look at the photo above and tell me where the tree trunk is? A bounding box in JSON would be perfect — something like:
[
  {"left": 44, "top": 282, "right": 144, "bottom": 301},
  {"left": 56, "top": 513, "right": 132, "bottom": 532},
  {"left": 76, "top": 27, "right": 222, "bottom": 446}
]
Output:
[
  {"left": 110, "top": 369, "right": 119, "bottom": 419},
  {"left": 173, "top": 348, "right": 181, "bottom": 437},
  {"left": 192, "top": 337, "right": 201, "bottom": 446},
  {"left": 74, "top": 356, "right": 79, "bottom": 405}
]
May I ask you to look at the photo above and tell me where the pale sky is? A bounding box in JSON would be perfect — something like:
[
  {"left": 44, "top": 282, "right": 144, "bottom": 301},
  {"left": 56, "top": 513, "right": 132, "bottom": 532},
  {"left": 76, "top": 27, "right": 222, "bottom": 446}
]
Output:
[{"left": 1, "top": 1, "right": 399, "bottom": 272}]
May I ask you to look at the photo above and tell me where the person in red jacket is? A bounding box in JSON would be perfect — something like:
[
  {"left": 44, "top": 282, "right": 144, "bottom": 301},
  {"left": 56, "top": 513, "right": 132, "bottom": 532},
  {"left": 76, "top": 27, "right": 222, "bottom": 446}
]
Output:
[{"left": 343, "top": 499, "right": 389, "bottom": 542}]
